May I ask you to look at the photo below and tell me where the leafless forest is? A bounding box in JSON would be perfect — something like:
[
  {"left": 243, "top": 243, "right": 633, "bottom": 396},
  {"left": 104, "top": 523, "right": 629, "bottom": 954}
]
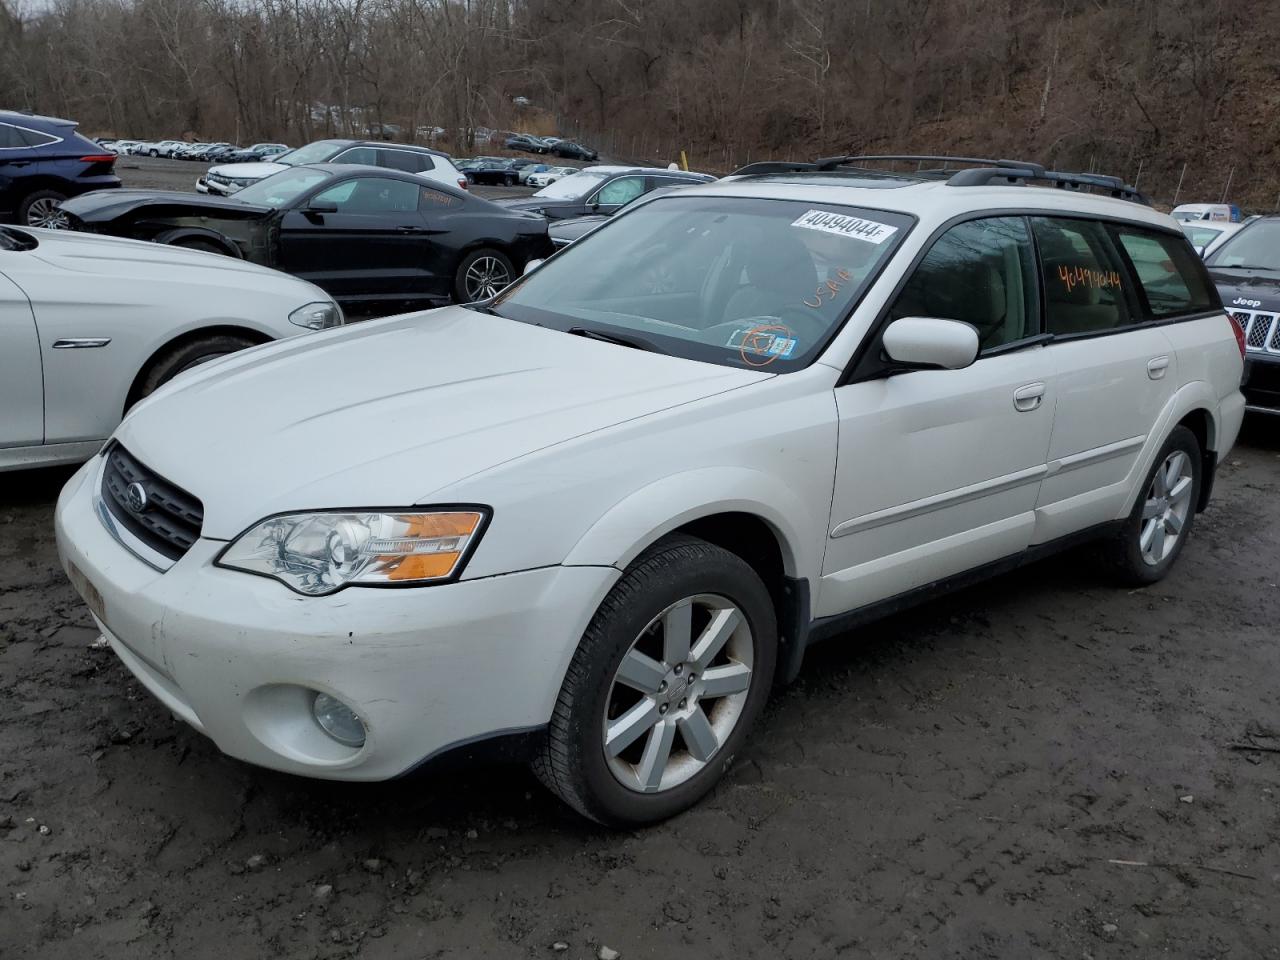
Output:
[{"left": 1, "top": 0, "right": 1276, "bottom": 207}]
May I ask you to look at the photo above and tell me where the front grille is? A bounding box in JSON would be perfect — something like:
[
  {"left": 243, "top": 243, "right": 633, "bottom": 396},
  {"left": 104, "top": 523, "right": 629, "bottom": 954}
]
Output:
[
  {"left": 101, "top": 444, "right": 204, "bottom": 561},
  {"left": 1232, "top": 309, "right": 1280, "bottom": 354}
]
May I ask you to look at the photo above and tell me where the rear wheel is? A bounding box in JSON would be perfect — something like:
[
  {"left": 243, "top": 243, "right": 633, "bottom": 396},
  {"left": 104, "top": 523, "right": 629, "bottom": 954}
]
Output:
[
  {"left": 19, "top": 190, "right": 68, "bottom": 229},
  {"left": 133, "top": 334, "right": 258, "bottom": 405},
  {"left": 1103, "top": 425, "right": 1201, "bottom": 585},
  {"left": 454, "top": 248, "right": 513, "bottom": 302},
  {"left": 533, "top": 535, "right": 777, "bottom": 826}
]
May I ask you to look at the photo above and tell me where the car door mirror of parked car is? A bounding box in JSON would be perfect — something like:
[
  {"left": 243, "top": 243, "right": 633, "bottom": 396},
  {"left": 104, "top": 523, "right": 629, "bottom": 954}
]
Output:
[
  {"left": 523, "top": 258, "right": 544, "bottom": 276},
  {"left": 881, "top": 316, "right": 980, "bottom": 371},
  {"left": 307, "top": 199, "right": 339, "bottom": 214}
]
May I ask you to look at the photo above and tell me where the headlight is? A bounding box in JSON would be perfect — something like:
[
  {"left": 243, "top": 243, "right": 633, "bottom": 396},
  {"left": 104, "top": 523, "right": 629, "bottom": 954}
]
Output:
[
  {"left": 289, "top": 301, "right": 344, "bottom": 330},
  {"left": 216, "top": 510, "right": 488, "bottom": 595}
]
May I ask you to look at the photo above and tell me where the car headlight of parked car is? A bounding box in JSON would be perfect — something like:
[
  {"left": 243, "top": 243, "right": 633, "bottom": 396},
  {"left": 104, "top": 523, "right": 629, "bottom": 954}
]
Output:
[
  {"left": 216, "top": 510, "right": 488, "bottom": 595},
  {"left": 289, "top": 301, "right": 345, "bottom": 330}
]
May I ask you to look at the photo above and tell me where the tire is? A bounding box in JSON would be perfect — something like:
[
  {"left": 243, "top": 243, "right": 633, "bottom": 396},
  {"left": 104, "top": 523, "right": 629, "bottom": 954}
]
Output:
[
  {"left": 1102, "top": 425, "right": 1201, "bottom": 585},
  {"left": 532, "top": 534, "right": 778, "bottom": 826},
  {"left": 148, "top": 149, "right": 159, "bottom": 157},
  {"left": 19, "top": 190, "right": 68, "bottom": 229},
  {"left": 134, "top": 334, "right": 258, "bottom": 403},
  {"left": 505, "top": 174, "right": 516, "bottom": 186},
  {"left": 168, "top": 236, "right": 232, "bottom": 257},
  {"left": 453, "top": 247, "right": 514, "bottom": 302}
]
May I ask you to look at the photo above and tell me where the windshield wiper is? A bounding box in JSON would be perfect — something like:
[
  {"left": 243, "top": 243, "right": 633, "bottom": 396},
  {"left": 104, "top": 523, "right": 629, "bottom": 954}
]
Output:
[
  {"left": 566, "top": 326, "right": 665, "bottom": 354},
  {"left": 1211, "top": 263, "right": 1279, "bottom": 272}
]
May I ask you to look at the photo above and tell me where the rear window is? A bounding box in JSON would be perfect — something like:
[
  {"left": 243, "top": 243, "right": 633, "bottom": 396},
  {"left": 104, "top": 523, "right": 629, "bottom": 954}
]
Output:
[
  {"left": 379, "top": 149, "right": 433, "bottom": 173},
  {"left": 1113, "top": 228, "right": 1217, "bottom": 318}
]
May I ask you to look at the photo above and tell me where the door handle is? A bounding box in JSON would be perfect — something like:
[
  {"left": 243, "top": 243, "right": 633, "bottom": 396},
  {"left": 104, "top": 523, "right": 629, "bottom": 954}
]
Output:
[
  {"left": 1147, "top": 356, "right": 1170, "bottom": 380},
  {"left": 1013, "top": 381, "right": 1046, "bottom": 412}
]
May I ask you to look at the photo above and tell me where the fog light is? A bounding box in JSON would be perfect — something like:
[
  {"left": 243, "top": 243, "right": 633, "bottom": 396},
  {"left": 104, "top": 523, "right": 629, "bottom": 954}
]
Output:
[{"left": 312, "top": 692, "right": 366, "bottom": 747}]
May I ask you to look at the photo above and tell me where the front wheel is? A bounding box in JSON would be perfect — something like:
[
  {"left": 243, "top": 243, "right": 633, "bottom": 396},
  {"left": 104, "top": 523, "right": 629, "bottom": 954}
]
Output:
[
  {"left": 133, "top": 334, "right": 258, "bottom": 407},
  {"left": 1103, "top": 425, "right": 1201, "bottom": 585},
  {"left": 532, "top": 535, "right": 777, "bottom": 826},
  {"left": 454, "top": 248, "right": 513, "bottom": 302}
]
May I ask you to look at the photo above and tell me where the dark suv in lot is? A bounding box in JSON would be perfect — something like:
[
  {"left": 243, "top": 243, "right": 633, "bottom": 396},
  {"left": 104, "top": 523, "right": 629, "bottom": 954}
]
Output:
[
  {"left": 1205, "top": 215, "right": 1280, "bottom": 415},
  {"left": 0, "top": 111, "right": 120, "bottom": 227}
]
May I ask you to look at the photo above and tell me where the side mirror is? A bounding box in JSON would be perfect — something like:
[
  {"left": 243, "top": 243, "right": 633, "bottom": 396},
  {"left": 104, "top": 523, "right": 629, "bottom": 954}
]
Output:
[
  {"left": 523, "top": 258, "right": 544, "bottom": 276},
  {"left": 1195, "top": 244, "right": 1208, "bottom": 257},
  {"left": 881, "top": 316, "right": 979, "bottom": 371},
  {"left": 308, "top": 199, "right": 338, "bottom": 214}
]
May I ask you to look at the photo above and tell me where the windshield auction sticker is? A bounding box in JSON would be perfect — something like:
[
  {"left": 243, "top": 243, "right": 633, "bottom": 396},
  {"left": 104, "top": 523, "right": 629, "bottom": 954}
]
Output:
[{"left": 791, "top": 210, "right": 898, "bottom": 244}]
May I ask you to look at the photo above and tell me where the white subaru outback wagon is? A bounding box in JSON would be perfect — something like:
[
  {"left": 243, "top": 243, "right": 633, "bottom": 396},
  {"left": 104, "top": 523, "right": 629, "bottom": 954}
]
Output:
[{"left": 56, "top": 156, "right": 1246, "bottom": 825}]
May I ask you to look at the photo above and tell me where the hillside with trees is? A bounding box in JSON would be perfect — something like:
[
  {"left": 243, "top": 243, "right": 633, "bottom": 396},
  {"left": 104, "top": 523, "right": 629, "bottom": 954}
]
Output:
[{"left": 1, "top": 0, "right": 1276, "bottom": 208}]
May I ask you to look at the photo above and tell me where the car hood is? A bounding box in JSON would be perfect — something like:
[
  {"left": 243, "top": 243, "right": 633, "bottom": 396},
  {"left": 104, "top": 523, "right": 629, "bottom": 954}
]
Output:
[
  {"left": 23, "top": 226, "right": 309, "bottom": 288},
  {"left": 493, "top": 197, "right": 573, "bottom": 214},
  {"left": 1210, "top": 268, "right": 1280, "bottom": 312},
  {"left": 59, "top": 189, "right": 270, "bottom": 222},
  {"left": 115, "top": 306, "right": 767, "bottom": 538},
  {"left": 549, "top": 215, "right": 609, "bottom": 243},
  {"left": 207, "top": 161, "right": 289, "bottom": 179}
]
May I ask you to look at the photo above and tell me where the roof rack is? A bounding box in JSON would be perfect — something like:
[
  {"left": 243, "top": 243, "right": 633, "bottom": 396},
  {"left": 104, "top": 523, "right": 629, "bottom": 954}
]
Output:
[{"left": 729, "top": 154, "right": 1150, "bottom": 205}]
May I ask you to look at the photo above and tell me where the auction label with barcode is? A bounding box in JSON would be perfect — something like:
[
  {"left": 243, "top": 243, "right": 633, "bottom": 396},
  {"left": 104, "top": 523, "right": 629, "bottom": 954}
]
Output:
[{"left": 791, "top": 210, "right": 898, "bottom": 244}]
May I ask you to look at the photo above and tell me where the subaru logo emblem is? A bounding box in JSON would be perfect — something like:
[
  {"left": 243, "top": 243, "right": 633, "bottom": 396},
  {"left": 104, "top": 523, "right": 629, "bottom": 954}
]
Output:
[{"left": 125, "top": 482, "right": 148, "bottom": 514}]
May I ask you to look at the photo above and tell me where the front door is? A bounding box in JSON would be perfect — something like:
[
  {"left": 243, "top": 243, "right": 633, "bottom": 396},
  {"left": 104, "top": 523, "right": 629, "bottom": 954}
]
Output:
[
  {"left": 0, "top": 269, "right": 44, "bottom": 447},
  {"left": 819, "top": 216, "right": 1056, "bottom": 617},
  {"left": 277, "top": 176, "right": 433, "bottom": 302}
]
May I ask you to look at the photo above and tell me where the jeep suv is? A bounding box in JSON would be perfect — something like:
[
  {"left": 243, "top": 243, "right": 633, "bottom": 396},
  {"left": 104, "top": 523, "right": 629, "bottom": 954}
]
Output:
[
  {"left": 1204, "top": 215, "right": 1280, "bottom": 415},
  {"left": 56, "top": 156, "right": 1245, "bottom": 826},
  {"left": 0, "top": 111, "right": 120, "bottom": 227}
]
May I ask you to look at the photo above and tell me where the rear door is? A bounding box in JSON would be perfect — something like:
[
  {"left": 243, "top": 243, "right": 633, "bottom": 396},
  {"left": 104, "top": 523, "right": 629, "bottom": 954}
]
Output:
[
  {"left": 0, "top": 268, "right": 44, "bottom": 447},
  {"left": 1031, "top": 217, "right": 1178, "bottom": 540},
  {"left": 821, "top": 216, "right": 1056, "bottom": 615},
  {"left": 277, "top": 175, "right": 432, "bottom": 301}
]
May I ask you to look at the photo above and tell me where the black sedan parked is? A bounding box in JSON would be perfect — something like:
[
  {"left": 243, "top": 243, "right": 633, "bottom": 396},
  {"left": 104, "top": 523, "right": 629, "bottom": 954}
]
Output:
[
  {"left": 466, "top": 158, "right": 524, "bottom": 186},
  {"left": 553, "top": 141, "right": 599, "bottom": 161},
  {"left": 59, "top": 164, "right": 553, "bottom": 305}
]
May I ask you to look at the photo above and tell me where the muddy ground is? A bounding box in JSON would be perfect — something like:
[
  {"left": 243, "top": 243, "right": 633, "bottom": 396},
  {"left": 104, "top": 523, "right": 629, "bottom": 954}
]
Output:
[{"left": 2, "top": 418, "right": 1278, "bottom": 960}]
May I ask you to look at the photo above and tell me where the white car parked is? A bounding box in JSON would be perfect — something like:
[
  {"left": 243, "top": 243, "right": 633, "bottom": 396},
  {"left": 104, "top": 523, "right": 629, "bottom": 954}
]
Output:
[
  {"left": 1, "top": 225, "right": 342, "bottom": 471},
  {"left": 525, "top": 165, "right": 578, "bottom": 188},
  {"left": 56, "top": 157, "right": 1245, "bottom": 825}
]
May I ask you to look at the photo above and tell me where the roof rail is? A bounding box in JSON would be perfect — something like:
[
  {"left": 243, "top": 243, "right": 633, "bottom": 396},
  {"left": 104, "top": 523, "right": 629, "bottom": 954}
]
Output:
[{"left": 729, "top": 154, "right": 1149, "bottom": 205}]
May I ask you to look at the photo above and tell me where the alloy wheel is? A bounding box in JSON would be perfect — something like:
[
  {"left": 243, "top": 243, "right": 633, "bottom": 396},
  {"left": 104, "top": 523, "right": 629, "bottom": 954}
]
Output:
[
  {"left": 464, "top": 256, "right": 512, "bottom": 300},
  {"left": 26, "top": 198, "right": 67, "bottom": 229},
  {"left": 602, "top": 594, "right": 754, "bottom": 794},
  {"left": 1140, "top": 449, "right": 1194, "bottom": 565}
]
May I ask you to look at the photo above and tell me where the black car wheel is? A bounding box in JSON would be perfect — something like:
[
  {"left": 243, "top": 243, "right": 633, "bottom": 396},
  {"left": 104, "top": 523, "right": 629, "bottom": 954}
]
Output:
[
  {"left": 135, "top": 334, "right": 259, "bottom": 405},
  {"left": 20, "top": 191, "right": 68, "bottom": 229},
  {"left": 454, "top": 248, "right": 514, "bottom": 302},
  {"left": 504, "top": 173, "right": 516, "bottom": 186}
]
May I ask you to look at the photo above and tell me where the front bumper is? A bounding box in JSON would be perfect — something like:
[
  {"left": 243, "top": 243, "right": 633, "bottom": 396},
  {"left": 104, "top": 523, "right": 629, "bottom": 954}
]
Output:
[{"left": 55, "top": 457, "right": 619, "bottom": 780}]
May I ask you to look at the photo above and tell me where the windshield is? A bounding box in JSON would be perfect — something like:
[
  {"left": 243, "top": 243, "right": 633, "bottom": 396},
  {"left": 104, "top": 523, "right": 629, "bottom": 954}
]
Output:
[
  {"left": 1206, "top": 220, "right": 1280, "bottom": 271},
  {"left": 0, "top": 225, "right": 37, "bottom": 251},
  {"left": 278, "top": 140, "right": 345, "bottom": 167},
  {"left": 234, "top": 167, "right": 331, "bottom": 207},
  {"left": 493, "top": 195, "right": 912, "bottom": 370},
  {"left": 1181, "top": 224, "right": 1223, "bottom": 248},
  {"left": 533, "top": 170, "right": 610, "bottom": 199}
]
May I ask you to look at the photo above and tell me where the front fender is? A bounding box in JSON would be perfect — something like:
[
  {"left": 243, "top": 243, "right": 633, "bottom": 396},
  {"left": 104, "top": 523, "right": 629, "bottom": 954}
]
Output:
[{"left": 562, "top": 466, "right": 821, "bottom": 583}]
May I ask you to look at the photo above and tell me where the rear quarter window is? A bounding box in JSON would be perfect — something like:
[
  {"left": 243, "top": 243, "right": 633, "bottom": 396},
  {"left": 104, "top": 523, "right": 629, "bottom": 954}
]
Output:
[
  {"left": 379, "top": 150, "right": 433, "bottom": 173},
  {"left": 0, "top": 124, "right": 27, "bottom": 149},
  {"left": 1113, "top": 227, "right": 1218, "bottom": 319}
]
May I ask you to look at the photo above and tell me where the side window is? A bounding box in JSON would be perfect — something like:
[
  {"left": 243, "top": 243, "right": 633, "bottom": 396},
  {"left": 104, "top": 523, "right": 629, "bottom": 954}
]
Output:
[
  {"left": 889, "top": 217, "right": 1040, "bottom": 351},
  {"left": 1113, "top": 228, "right": 1217, "bottom": 319},
  {"left": 596, "top": 176, "right": 646, "bottom": 207},
  {"left": 17, "top": 127, "right": 57, "bottom": 147},
  {"left": 379, "top": 149, "right": 433, "bottom": 173},
  {"left": 419, "top": 187, "right": 459, "bottom": 208},
  {"left": 311, "top": 177, "right": 420, "bottom": 214},
  {"left": 0, "top": 124, "right": 26, "bottom": 149},
  {"left": 332, "top": 146, "right": 379, "bottom": 166},
  {"left": 1032, "top": 217, "right": 1136, "bottom": 335}
]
